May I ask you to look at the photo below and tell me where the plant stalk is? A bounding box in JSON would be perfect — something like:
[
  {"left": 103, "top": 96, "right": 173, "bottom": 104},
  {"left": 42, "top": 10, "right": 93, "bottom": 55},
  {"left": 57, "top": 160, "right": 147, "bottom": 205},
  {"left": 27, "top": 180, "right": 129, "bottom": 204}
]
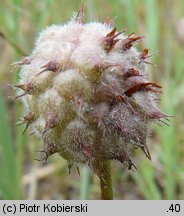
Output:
[{"left": 96, "top": 161, "right": 113, "bottom": 200}]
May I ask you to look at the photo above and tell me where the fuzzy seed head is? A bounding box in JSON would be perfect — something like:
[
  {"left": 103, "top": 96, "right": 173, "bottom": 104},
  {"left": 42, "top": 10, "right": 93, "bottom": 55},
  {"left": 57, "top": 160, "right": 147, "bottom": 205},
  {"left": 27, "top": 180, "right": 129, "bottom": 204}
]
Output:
[{"left": 15, "top": 8, "right": 168, "bottom": 171}]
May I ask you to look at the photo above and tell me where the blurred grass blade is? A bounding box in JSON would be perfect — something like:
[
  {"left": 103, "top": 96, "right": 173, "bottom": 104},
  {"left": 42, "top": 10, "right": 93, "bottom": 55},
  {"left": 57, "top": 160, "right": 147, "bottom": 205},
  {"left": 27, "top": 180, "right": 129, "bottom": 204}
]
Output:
[
  {"left": 145, "top": 0, "right": 159, "bottom": 52},
  {"left": 161, "top": 85, "right": 177, "bottom": 199},
  {"left": 134, "top": 160, "right": 162, "bottom": 200},
  {"left": 133, "top": 173, "right": 151, "bottom": 199},
  {"left": 80, "top": 166, "right": 91, "bottom": 200},
  {"left": 86, "top": 0, "right": 95, "bottom": 20},
  {"left": 140, "top": 162, "right": 161, "bottom": 200},
  {"left": 0, "top": 31, "right": 26, "bottom": 55},
  {"left": 0, "top": 94, "right": 21, "bottom": 199},
  {"left": 121, "top": 0, "right": 137, "bottom": 32}
]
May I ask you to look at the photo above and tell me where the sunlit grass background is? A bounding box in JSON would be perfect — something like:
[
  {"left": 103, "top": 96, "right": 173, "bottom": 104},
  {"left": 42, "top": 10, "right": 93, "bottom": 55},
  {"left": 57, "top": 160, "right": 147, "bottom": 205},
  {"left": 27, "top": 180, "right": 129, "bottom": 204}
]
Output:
[{"left": 0, "top": 0, "right": 184, "bottom": 200}]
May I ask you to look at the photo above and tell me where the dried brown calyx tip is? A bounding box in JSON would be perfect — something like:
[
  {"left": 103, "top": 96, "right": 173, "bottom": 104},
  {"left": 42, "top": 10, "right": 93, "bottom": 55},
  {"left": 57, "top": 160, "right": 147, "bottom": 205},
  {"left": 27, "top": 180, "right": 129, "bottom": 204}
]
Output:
[
  {"left": 123, "top": 68, "right": 143, "bottom": 79},
  {"left": 139, "top": 48, "right": 159, "bottom": 65},
  {"left": 121, "top": 33, "right": 145, "bottom": 51},
  {"left": 12, "top": 56, "right": 32, "bottom": 67},
  {"left": 141, "top": 145, "right": 152, "bottom": 160},
  {"left": 16, "top": 111, "right": 35, "bottom": 135},
  {"left": 11, "top": 57, "right": 32, "bottom": 73},
  {"left": 102, "top": 28, "right": 125, "bottom": 53},
  {"left": 14, "top": 82, "right": 36, "bottom": 100},
  {"left": 37, "top": 59, "right": 61, "bottom": 76},
  {"left": 124, "top": 82, "right": 162, "bottom": 97},
  {"left": 75, "top": 3, "right": 85, "bottom": 23},
  {"left": 42, "top": 113, "right": 59, "bottom": 135},
  {"left": 67, "top": 162, "right": 80, "bottom": 176}
]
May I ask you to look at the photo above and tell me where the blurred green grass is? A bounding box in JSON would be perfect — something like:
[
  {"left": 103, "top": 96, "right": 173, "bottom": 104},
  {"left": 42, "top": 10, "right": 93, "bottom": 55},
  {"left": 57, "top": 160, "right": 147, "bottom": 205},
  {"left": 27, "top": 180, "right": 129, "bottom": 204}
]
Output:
[{"left": 0, "top": 0, "right": 184, "bottom": 200}]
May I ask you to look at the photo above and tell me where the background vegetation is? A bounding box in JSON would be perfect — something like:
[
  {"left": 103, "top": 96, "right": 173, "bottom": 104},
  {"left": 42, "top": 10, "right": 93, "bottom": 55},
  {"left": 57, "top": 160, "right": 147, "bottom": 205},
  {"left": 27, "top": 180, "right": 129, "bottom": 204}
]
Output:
[{"left": 0, "top": 0, "right": 184, "bottom": 200}]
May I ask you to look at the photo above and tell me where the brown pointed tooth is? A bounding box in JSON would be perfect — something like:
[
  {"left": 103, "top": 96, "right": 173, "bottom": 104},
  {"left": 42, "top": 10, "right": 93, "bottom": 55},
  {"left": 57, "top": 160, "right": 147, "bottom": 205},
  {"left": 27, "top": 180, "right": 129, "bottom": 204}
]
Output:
[
  {"left": 75, "top": 3, "right": 85, "bottom": 23},
  {"left": 37, "top": 60, "right": 60, "bottom": 76},
  {"left": 76, "top": 165, "right": 80, "bottom": 176},
  {"left": 22, "top": 121, "right": 33, "bottom": 135},
  {"left": 139, "top": 48, "right": 150, "bottom": 60},
  {"left": 22, "top": 122, "right": 30, "bottom": 135},
  {"left": 107, "top": 40, "right": 119, "bottom": 53},
  {"left": 148, "top": 111, "right": 167, "bottom": 120},
  {"left": 12, "top": 57, "right": 32, "bottom": 67},
  {"left": 67, "top": 161, "right": 73, "bottom": 174},
  {"left": 112, "top": 28, "right": 125, "bottom": 41},
  {"left": 16, "top": 111, "right": 34, "bottom": 126},
  {"left": 166, "top": 114, "right": 175, "bottom": 118},
  {"left": 124, "top": 84, "right": 143, "bottom": 97},
  {"left": 139, "top": 49, "right": 159, "bottom": 66},
  {"left": 149, "top": 112, "right": 171, "bottom": 123},
  {"left": 144, "top": 82, "right": 163, "bottom": 93},
  {"left": 146, "top": 82, "right": 162, "bottom": 88},
  {"left": 113, "top": 29, "right": 124, "bottom": 38},
  {"left": 42, "top": 114, "right": 58, "bottom": 135},
  {"left": 124, "top": 82, "right": 162, "bottom": 97},
  {"left": 24, "top": 111, "right": 35, "bottom": 122},
  {"left": 123, "top": 68, "right": 142, "bottom": 79},
  {"left": 103, "top": 28, "right": 124, "bottom": 53},
  {"left": 139, "top": 49, "right": 159, "bottom": 61},
  {"left": 14, "top": 82, "right": 36, "bottom": 100},
  {"left": 21, "top": 112, "right": 35, "bottom": 135},
  {"left": 14, "top": 84, "right": 27, "bottom": 91},
  {"left": 133, "top": 35, "right": 145, "bottom": 41},
  {"left": 145, "top": 87, "right": 163, "bottom": 94},
  {"left": 106, "top": 28, "right": 116, "bottom": 37},
  {"left": 159, "top": 119, "right": 170, "bottom": 127},
  {"left": 14, "top": 83, "right": 28, "bottom": 100},
  {"left": 121, "top": 34, "right": 145, "bottom": 51},
  {"left": 141, "top": 145, "right": 152, "bottom": 160}
]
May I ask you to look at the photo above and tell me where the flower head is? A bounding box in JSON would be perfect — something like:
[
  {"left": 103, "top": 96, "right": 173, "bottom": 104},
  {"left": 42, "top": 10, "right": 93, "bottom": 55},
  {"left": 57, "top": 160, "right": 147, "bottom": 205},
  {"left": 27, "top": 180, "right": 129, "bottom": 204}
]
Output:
[{"left": 14, "top": 6, "right": 169, "bottom": 172}]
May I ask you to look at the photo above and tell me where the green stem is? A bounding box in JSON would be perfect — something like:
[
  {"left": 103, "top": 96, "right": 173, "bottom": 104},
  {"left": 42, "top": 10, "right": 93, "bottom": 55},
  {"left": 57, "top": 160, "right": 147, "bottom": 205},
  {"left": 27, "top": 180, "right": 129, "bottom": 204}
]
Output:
[{"left": 96, "top": 161, "right": 113, "bottom": 200}]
